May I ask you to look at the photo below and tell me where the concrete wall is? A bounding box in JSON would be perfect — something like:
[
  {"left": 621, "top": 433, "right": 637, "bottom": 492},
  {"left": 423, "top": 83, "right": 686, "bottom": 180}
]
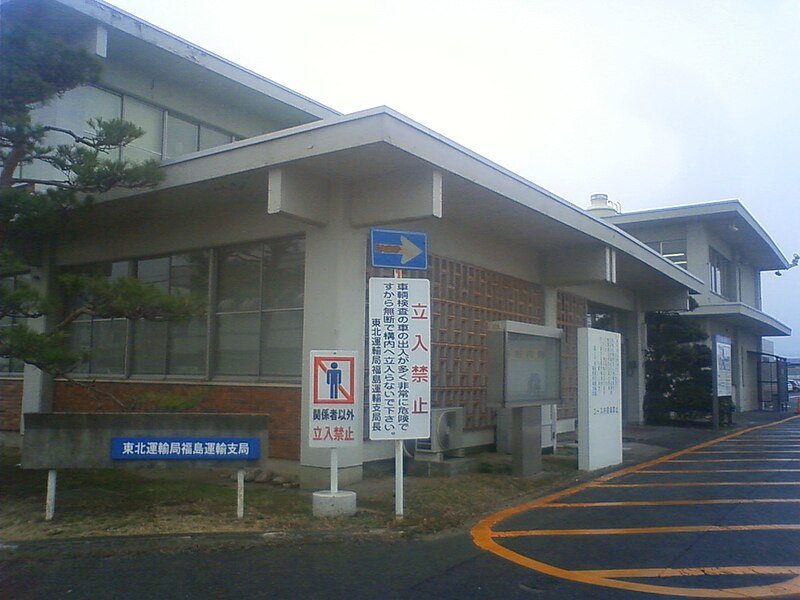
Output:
[{"left": 22, "top": 412, "right": 269, "bottom": 469}]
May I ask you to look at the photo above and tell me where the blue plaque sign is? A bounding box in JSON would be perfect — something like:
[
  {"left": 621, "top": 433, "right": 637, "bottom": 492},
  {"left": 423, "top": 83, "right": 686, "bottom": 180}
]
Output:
[{"left": 111, "top": 437, "right": 260, "bottom": 460}]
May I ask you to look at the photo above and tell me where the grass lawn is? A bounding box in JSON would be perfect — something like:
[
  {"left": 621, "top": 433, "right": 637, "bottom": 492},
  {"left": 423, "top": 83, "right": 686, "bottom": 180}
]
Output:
[{"left": 0, "top": 449, "right": 580, "bottom": 542}]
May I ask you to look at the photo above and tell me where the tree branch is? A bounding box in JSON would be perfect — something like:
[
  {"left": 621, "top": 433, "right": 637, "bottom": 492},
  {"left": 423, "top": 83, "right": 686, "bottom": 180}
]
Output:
[{"left": 58, "top": 372, "right": 128, "bottom": 410}]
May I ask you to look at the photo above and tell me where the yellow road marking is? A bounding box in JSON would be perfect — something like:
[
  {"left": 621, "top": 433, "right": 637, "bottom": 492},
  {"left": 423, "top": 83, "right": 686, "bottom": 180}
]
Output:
[
  {"left": 471, "top": 415, "right": 800, "bottom": 597},
  {"left": 594, "top": 481, "right": 800, "bottom": 488},
  {"left": 492, "top": 524, "right": 800, "bottom": 537},
  {"left": 641, "top": 469, "right": 800, "bottom": 474},
  {"left": 579, "top": 566, "right": 800, "bottom": 578},
  {"left": 690, "top": 449, "right": 800, "bottom": 453},
  {"left": 546, "top": 498, "right": 800, "bottom": 508},
  {"left": 670, "top": 457, "right": 800, "bottom": 462}
]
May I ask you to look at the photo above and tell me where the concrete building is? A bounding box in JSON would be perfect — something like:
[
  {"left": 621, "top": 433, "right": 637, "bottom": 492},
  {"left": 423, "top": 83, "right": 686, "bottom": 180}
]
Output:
[
  {"left": 2, "top": 0, "right": 761, "bottom": 485},
  {"left": 591, "top": 195, "right": 792, "bottom": 412}
]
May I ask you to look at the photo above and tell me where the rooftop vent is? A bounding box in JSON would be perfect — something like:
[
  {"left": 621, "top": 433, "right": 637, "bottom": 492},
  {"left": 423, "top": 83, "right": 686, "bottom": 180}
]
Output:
[{"left": 586, "top": 193, "right": 620, "bottom": 217}]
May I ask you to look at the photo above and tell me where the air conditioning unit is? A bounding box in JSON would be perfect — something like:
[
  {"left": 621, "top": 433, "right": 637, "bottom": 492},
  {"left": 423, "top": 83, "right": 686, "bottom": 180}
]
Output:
[{"left": 415, "top": 407, "right": 465, "bottom": 460}]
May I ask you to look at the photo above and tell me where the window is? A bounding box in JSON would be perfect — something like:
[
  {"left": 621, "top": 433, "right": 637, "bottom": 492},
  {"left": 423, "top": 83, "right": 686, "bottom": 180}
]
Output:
[
  {"left": 68, "top": 261, "right": 130, "bottom": 375},
  {"left": 132, "top": 252, "right": 210, "bottom": 376},
  {"left": 0, "top": 274, "right": 33, "bottom": 374},
  {"left": 123, "top": 98, "right": 163, "bottom": 163},
  {"left": 215, "top": 238, "right": 305, "bottom": 378},
  {"left": 646, "top": 239, "right": 687, "bottom": 268},
  {"left": 77, "top": 85, "right": 236, "bottom": 162},
  {"left": 59, "top": 237, "right": 304, "bottom": 382},
  {"left": 709, "top": 247, "right": 733, "bottom": 300}
]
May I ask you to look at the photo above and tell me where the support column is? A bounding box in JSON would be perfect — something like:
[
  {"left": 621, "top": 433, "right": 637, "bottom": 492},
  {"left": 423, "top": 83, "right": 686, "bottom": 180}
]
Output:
[
  {"left": 299, "top": 188, "right": 367, "bottom": 489},
  {"left": 21, "top": 248, "right": 56, "bottom": 432}
]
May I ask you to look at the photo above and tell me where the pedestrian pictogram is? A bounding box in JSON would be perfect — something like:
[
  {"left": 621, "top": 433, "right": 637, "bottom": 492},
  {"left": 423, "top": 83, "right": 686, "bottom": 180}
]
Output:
[
  {"left": 309, "top": 351, "right": 360, "bottom": 448},
  {"left": 313, "top": 355, "right": 355, "bottom": 405}
]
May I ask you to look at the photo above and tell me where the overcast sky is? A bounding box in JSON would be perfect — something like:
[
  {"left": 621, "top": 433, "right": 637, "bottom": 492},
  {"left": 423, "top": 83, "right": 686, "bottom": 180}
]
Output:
[{"left": 109, "top": 0, "right": 800, "bottom": 356}]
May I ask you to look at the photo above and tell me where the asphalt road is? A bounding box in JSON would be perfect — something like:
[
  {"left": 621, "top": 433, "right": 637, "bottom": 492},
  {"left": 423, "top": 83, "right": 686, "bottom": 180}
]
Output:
[{"left": 3, "top": 414, "right": 800, "bottom": 599}]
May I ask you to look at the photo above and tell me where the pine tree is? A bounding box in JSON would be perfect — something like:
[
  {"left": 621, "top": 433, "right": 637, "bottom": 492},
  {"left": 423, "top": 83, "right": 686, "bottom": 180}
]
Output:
[{"left": 0, "top": 23, "right": 200, "bottom": 378}]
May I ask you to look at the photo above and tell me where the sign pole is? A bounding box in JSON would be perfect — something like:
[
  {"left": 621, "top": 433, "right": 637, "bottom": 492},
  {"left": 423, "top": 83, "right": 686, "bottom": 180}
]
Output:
[
  {"left": 395, "top": 439, "right": 404, "bottom": 519},
  {"left": 330, "top": 448, "right": 339, "bottom": 494},
  {"left": 393, "top": 268, "right": 405, "bottom": 520}
]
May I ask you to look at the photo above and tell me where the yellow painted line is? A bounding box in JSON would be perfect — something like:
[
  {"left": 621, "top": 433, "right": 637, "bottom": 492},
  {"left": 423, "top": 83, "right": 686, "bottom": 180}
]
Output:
[
  {"left": 546, "top": 498, "right": 800, "bottom": 508},
  {"left": 690, "top": 450, "right": 800, "bottom": 454},
  {"left": 670, "top": 458, "right": 800, "bottom": 462},
  {"left": 642, "top": 469, "right": 800, "bottom": 474},
  {"left": 492, "top": 524, "right": 800, "bottom": 538},
  {"left": 579, "top": 566, "right": 800, "bottom": 578},
  {"left": 471, "top": 415, "right": 800, "bottom": 597},
  {"left": 595, "top": 481, "right": 800, "bottom": 488}
]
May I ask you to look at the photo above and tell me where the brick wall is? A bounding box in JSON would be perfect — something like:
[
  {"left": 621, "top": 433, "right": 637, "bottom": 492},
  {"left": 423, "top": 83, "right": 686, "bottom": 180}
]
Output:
[
  {"left": 557, "top": 291, "right": 588, "bottom": 420},
  {"left": 0, "top": 379, "right": 23, "bottom": 432},
  {"left": 370, "top": 255, "right": 545, "bottom": 430},
  {"left": 53, "top": 382, "right": 301, "bottom": 459}
]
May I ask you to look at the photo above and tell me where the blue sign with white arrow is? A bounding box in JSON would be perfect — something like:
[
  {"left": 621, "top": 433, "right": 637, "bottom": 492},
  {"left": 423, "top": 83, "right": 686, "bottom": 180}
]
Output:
[{"left": 370, "top": 228, "right": 428, "bottom": 270}]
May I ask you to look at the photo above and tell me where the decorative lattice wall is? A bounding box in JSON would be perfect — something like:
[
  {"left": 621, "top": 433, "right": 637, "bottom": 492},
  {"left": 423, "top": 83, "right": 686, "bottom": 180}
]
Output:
[
  {"left": 369, "top": 255, "right": 545, "bottom": 430},
  {"left": 557, "top": 291, "right": 588, "bottom": 420}
]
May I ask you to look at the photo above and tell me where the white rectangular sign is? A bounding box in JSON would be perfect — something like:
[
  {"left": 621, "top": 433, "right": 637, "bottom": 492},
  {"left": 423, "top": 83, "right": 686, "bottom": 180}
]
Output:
[
  {"left": 577, "top": 328, "right": 622, "bottom": 471},
  {"left": 715, "top": 336, "right": 733, "bottom": 397},
  {"left": 308, "top": 350, "right": 360, "bottom": 448},
  {"left": 368, "top": 277, "right": 431, "bottom": 440}
]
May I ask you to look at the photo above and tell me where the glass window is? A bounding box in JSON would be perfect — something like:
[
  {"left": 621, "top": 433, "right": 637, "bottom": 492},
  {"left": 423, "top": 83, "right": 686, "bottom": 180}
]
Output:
[
  {"left": 169, "top": 316, "right": 206, "bottom": 375},
  {"left": 165, "top": 114, "right": 199, "bottom": 159},
  {"left": 170, "top": 252, "right": 209, "bottom": 298},
  {"left": 131, "top": 252, "right": 209, "bottom": 376},
  {"left": 710, "top": 248, "right": 733, "bottom": 300},
  {"left": 199, "top": 125, "right": 232, "bottom": 151},
  {"left": 90, "top": 318, "right": 127, "bottom": 374},
  {"left": 217, "top": 244, "right": 261, "bottom": 312},
  {"left": 63, "top": 237, "right": 304, "bottom": 382},
  {"left": 262, "top": 238, "right": 305, "bottom": 309},
  {"left": 646, "top": 239, "right": 687, "bottom": 268},
  {"left": 137, "top": 256, "right": 170, "bottom": 290},
  {"left": 216, "top": 313, "right": 260, "bottom": 376},
  {"left": 260, "top": 311, "right": 303, "bottom": 377},
  {"left": 123, "top": 97, "right": 163, "bottom": 163},
  {"left": 132, "top": 320, "right": 168, "bottom": 374},
  {"left": 82, "top": 86, "right": 122, "bottom": 134},
  {"left": 0, "top": 274, "right": 31, "bottom": 374},
  {"left": 63, "top": 261, "right": 129, "bottom": 375}
]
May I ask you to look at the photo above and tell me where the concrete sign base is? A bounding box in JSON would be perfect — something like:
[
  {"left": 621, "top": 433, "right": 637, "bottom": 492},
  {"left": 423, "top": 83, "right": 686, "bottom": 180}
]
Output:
[{"left": 312, "top": 490, "right": 357, "bottom": 517}]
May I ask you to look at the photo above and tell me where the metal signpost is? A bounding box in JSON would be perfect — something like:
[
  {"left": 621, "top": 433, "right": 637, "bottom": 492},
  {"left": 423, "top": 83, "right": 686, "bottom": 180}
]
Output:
[
  {"left": 309, "top": 351, "right": 360, "bottom": 498},
  {"left": 369, "top": 228, "right": 430, "bottom": 518}
]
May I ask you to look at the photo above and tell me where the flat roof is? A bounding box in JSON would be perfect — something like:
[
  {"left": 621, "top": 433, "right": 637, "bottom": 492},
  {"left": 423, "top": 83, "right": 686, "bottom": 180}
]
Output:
[{"left": 606, "top": 200, "right": 790, "bottom": 271}]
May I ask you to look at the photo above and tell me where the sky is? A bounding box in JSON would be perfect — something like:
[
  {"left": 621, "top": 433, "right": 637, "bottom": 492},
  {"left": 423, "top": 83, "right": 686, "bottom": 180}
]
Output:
[{"left": 108, "top": 0, "right": 800, "bottom": 356}]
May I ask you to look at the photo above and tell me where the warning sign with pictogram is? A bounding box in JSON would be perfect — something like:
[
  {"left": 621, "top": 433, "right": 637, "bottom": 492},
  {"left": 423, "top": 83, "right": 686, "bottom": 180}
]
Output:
[{"left": 309, "top": 351, "right": 360, "bottom": 448}]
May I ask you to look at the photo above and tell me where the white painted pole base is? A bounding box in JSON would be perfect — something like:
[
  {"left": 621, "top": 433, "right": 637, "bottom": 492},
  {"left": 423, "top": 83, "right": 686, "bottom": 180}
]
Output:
[
  {"left": 45, "top": 469, "right": 57, "bottom": 521},
  {"left": 237, "top": 469, "right": 245, "bottom": 519}
]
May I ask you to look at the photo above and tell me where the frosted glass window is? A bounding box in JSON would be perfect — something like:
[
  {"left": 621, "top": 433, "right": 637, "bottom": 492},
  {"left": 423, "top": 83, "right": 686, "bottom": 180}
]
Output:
[
  {"left": 216, "top": 313, "right": 259, "bottom": 376},
  {"left": 165, "top": 114, "right": 198, "bottom": 159},
  {"left": 199, "top": 125, "right": 231, "bottom": 151},
  {"left": 260, "top": 311, "right": 303, "bottom": 377},
  {"left": 123, "top": 98, "right": 163, "bottom": 163},
  {"left": 82, "top": 86, "right": 122, "bottom": 133}
]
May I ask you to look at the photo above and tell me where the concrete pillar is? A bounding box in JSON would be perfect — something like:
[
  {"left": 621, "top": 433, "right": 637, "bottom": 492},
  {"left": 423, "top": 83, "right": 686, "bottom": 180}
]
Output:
[
  {"left": 299, "top": 187, "right": 367, "bottom": 488},
  {"left": 622, "top": 308, "right": 647, "bottom": 424},
  {"left": 21, "top": 248, "right": 56, "bottom": 431}
]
